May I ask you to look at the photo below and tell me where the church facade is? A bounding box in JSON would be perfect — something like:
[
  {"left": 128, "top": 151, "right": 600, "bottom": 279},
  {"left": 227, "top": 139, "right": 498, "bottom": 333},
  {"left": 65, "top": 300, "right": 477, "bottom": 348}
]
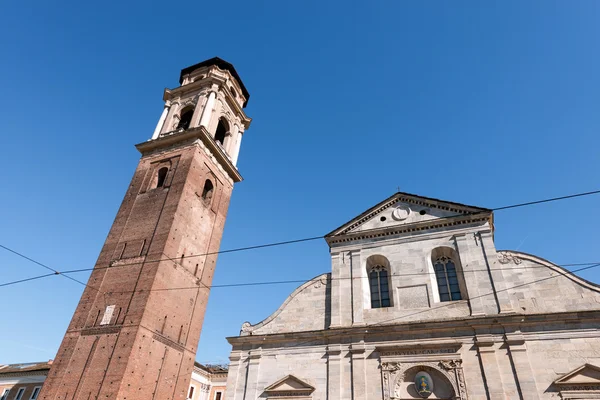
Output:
[{"left": 225, "top": 193, "right": 600, "bottom": 400}]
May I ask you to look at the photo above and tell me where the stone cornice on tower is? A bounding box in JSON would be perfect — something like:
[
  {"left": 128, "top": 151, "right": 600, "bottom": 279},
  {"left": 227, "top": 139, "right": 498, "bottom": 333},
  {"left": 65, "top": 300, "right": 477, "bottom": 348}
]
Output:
[{"left": 136, "top": 125, "right": 243, "bottom": 183}]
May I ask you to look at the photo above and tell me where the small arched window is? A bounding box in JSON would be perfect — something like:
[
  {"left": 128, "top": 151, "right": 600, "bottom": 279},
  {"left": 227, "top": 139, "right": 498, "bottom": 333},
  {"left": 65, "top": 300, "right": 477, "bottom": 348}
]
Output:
[
  {"left": 434, "top": 256, "right": 461, "bottom": 302},
  {"left": 369, "top": 265, "right": 390, "bottom": 308},
  {"left": 215, "top": 118, "right": 229, "bottom": 146},
  {"left": 177, "top": 108, "right": 194, "bottom": 130},
  {"left": 156, "top": 167, "right": 168, "bottom": 188},
  {"left": 201, "top": 179, "right": 214, "bottom": 204}
]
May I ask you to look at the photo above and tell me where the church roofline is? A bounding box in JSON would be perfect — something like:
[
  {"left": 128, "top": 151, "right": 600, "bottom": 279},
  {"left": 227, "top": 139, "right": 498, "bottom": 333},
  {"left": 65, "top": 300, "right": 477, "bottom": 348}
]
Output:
[
  {"left": 325, "top": 191, "right": 492, "bottom": 239},
  {"left": 179, "top": 57, "right": 250, "bottom": 107},
  {"left": 227, "top": 308, "right": 600, "bottom": 346}
]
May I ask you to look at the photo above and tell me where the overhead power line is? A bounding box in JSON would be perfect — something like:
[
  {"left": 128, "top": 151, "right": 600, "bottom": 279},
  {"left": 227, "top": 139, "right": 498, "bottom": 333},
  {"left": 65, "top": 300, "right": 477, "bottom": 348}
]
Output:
[
  {"left": 284, "top": 262, "right": 600, "bottom": 350},
  {"left": 1, "top": 261, "right": 599, "bottom": 292},
  {"left": 1, "top": 188, "right": 599, "bottom": 293}
]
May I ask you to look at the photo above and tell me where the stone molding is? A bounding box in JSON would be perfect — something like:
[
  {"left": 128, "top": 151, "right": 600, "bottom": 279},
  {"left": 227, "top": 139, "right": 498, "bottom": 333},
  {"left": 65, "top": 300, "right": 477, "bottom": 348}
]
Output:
[
  {"left": 240, "top": 273, "right": 330, "bottom": 336},
  {"left": 136, "top": 126, "right": 242, "bottom": 183},
  {"left": 497, "top": 250, "right": 600, "bottom": 293},
  {"left": 228, "top": 310, "right": 600, "bottom": 345},
  {"left": 326, "top": 214, "right": 490, "bottom": 246}
]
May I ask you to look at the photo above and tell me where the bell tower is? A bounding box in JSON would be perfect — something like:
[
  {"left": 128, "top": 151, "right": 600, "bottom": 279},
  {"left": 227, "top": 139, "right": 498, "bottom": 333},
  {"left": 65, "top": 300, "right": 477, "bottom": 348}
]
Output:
[{"left": 40, "top": 58, "right": 251, "bottom": 400}]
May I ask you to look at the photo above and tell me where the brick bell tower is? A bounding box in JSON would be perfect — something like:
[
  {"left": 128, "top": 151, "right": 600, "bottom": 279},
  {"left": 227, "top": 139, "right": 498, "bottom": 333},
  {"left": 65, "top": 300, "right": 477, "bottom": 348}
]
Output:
[{"left": 40, "top": 58, "right": 251, "bottom": 400}]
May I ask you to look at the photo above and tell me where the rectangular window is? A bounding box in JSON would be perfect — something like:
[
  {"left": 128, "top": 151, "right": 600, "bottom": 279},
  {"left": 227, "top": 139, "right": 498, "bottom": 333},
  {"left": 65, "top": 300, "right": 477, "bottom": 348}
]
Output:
[
  {"left": 1, "top": 389, "right": 9, "bottom": 400},
  {"left": 14, "top": 388, "right": 25, "bottom": 400},
  {"left": 30, "top": 387, "right": 41, "bottom": 400},
  {"left": 215, "top": 392, "right": 222, "bottom": 400},
  {"left": 187, "top": 385, "right": 195, "bottom": 399}
]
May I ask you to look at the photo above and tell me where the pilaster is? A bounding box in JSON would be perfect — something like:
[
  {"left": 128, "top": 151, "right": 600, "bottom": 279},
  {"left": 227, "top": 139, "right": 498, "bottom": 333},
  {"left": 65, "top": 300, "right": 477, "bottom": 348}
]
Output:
[
  {"left": 327, "top": 345, "right": 343, "bottom": 400},
  {"left": 329, "top": 253, "right": 342, "bottom": 328},
  {"left": 505, "top": 333, "right": 540, "bottom": 400},
  {"left": 244, "top": 349, "right": 262, "bottom": 399},
  {"left": 479, "top": 231, "right": 514, "bottom": 314},
  {"left": 225, "top": 351, "right": 243, "bottom": 400},
  {"left": 454, "top": 234, "right": 485, "bottom": 316},
  {"left": 475, "top": 335, "right": 506, "bottom": 400},
  {"left": 350, "top": 341, "right": 367, "bottom": 400},
  {"left": 350, "top": 250, "right": 365, "bottom": 326}
]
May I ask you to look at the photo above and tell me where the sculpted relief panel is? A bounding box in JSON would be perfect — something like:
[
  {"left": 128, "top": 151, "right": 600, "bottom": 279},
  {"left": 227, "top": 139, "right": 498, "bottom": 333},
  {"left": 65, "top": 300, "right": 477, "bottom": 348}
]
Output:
[{"left": 380, "top": 347, "right": 467, "bottom": 400}]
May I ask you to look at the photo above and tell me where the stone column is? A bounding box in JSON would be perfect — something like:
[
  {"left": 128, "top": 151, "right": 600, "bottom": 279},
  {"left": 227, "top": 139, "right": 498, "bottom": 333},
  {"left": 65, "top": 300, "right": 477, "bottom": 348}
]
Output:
[
  {"left": 231, "top": 126, "right": 243, "bottom": 166},
  {"left": 199, "top": 91, "right": 216, "bottom": 129},
  {"left": 475, "top": 335, "right": 505, "bottom": 400},
  {"left": 327, "top": 345, "right": 343, "bottom": 400},
  {"left": 191, "top": 94, "right": 208, "bottom": 128},
  {"left": 350, "top": 341, "right": 367, "bottom": 400},
  {"left": 350, "top": 250, "right": 365, "bottom": 326},
  {"left": 479, "top": 231, "right": 514, "bottom": 314},
  {"left": 151, "top": 105, "right": 170, "bottom": 140},
  {"left": 505, "top": 333, "right": 540, "bottom": 400}
]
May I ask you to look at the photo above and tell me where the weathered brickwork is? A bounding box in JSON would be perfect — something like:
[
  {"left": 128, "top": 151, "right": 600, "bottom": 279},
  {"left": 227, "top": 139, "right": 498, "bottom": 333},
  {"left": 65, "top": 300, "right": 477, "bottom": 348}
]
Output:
[
  {"left": 227, "top": 193, "right": 600, "bottom": 400},
  {"left": 40, "top": 58, "right": 251, "bottom": 400}
]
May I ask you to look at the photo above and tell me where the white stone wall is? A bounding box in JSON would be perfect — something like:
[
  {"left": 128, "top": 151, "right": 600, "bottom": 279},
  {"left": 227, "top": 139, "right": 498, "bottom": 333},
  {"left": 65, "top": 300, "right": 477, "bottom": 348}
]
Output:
[{"left": 228, "top": 194, "right": 600, "bottom": 399}]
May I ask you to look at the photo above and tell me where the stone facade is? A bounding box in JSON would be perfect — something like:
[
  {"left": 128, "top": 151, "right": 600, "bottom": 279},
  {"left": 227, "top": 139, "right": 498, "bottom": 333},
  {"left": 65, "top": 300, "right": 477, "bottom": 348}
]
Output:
[
  {"left": 226, "top": 193, "right": 600, "bottom": 400},
  {"left": 40, "top": 58, "right": 251, "bottom": 400}
]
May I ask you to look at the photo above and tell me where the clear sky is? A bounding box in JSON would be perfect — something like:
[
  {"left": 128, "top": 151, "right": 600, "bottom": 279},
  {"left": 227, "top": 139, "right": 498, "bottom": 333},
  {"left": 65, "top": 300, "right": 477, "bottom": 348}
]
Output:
[{"left": 1, "top": 1, "right": 599, "bottom": 365}]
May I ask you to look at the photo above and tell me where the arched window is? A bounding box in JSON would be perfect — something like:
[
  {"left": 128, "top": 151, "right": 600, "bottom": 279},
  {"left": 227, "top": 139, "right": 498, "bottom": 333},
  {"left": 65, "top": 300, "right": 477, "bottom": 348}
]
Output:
[
  {"left": 201, "top": 179, "right": 214, "bottom": 204},
  {"left": 369, "top": 265, "right": 390, "bottom": 308},
  {"left": 434, "top": 256, "right": 461, "bottom": 301},
  {"left": 215, "top": 118, "right": 229, "bottom": 146},
  {"left": 176, "top": 108, "right": 194, "bottom": 130},
  {"left": 156, "top": 167, "right": 168, "bottom": 188}
]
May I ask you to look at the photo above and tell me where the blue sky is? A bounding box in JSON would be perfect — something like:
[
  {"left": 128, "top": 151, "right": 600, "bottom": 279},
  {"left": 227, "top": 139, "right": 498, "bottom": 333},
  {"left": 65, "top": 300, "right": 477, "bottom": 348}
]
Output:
[{"left": 1, "top": 1, "right": 599, "bottom": 365}]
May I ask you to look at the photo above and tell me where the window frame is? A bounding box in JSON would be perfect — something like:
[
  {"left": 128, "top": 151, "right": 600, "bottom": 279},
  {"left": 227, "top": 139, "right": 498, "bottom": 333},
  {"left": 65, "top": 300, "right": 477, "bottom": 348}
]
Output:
[
  {"left": 434, "top": 256, "right": 462, "bottom": 302},
  {"left": 187, "top": 384, "right": 196, "bottom": 400},
  {"left": 29, "top": 387, "right": 41, "bottom": 400},
  {"left": 369, "top": 265, "right": 391, "bottom": 309},
  {"left": 14, "top": 388, "right": 25, "bottom": 400},
  {"left": 214, "top": 391, "right": 223, "bottom": 400},
  {"left": 1, "top": 389, "right": 10, "bottom": 400}
]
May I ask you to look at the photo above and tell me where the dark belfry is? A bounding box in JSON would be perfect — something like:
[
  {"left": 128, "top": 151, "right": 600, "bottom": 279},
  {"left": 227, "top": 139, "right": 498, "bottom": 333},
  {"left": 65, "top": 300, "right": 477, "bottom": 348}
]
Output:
[{"left": 40, "top": 57, "right": 251, "bottom": 400}]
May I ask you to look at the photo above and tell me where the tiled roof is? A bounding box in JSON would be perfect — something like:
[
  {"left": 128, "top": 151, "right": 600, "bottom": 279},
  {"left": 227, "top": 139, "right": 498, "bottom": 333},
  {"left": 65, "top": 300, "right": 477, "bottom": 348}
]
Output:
[{"left": 0, "top": 361, "right": 52, "bottom": 375}]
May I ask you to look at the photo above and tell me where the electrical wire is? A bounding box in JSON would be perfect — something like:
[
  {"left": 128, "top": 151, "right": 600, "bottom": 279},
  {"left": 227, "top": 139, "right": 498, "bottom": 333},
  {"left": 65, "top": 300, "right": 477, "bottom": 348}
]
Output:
[{"left": 1, "top": 189, "right": 599, "bottom": 293}]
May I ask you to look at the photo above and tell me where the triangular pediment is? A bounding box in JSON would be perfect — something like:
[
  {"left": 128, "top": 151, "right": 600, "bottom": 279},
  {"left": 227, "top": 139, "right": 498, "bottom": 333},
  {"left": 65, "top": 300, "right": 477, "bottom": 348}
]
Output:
[
  {"left": 264, "top": 375, "right": 315, "bottom": 394},
  {"left": 326, "top": 192, "right": 491, "bottom": 240},
  {"left": 554, "top": 364, "right": 600, "bottom": 385}
]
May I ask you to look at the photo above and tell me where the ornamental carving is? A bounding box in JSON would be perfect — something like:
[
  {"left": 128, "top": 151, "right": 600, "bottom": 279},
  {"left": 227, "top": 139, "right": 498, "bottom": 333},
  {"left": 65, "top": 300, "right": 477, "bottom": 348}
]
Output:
[
  {"left": 381, "top": 360, "right": 467, "bottom": 400},
  {"left": 240, "top": 321, "right": 254, "bottom": 336},
  {"left": 497, "top": 252, "right": 522, "bottom": 265},
  {"left": 313, "top": 276, "right": 328, "bottom": 289}
]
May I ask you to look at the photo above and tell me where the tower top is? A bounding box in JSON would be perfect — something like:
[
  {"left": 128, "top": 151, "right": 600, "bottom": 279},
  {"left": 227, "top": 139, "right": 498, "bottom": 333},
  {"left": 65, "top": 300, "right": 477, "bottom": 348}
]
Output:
[{"left": 179, "top": 57, "right": 250, "bottom": 107}]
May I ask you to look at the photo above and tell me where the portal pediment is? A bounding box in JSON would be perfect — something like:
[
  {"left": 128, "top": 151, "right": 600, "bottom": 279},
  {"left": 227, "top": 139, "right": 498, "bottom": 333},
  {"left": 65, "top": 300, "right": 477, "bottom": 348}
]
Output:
[
  {"left": 263, "top": 375, "right": 315, "bottom": 398},
  {"left": 553, "top": 364, "right": 600, "bottom": 399},
  {"left": 554, "top": 364, "right": 600, "bottom": 385}
]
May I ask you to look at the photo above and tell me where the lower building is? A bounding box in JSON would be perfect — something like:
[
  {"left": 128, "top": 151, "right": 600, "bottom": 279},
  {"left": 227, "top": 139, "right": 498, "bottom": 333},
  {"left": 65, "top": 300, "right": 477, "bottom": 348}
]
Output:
[
  {"left": 189, "top": 363, "right": 227, "bottom": 400},
  {"left": 225, "top": 192, "right": 600, "bottom": 400},
  {"left": 0, "top": 362, "right": 51, "bottom": 400},
  {"left": 0, "top": 361, "right": 225, "bottom": 400}
]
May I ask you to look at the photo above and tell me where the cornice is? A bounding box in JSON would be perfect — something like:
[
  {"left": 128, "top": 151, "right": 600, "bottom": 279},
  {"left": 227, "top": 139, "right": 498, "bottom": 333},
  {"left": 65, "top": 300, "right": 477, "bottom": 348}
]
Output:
[
  {"left": 326, "top": 213, "right": 490, "bottom": 247},
  {"left": 136, "top": 126, "right": 243, "bottom": 183},
  {"left": 227, "top": 310, "right": 600, "bottom": 346}
]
